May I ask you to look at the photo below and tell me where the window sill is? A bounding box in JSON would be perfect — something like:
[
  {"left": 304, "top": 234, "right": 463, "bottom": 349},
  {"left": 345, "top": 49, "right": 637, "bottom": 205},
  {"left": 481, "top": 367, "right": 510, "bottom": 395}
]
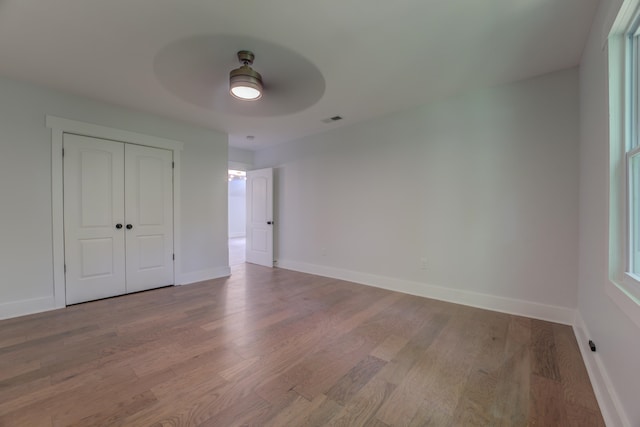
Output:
[{"left": 606, "top": 278, "right": 640, "bottom": 329}]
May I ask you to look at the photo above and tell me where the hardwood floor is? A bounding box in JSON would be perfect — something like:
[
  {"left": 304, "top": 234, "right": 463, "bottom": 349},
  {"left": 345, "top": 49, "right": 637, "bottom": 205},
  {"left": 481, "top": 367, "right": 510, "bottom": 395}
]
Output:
[{"left": 0, "top": 264, "right": 604, "bottom": 426}]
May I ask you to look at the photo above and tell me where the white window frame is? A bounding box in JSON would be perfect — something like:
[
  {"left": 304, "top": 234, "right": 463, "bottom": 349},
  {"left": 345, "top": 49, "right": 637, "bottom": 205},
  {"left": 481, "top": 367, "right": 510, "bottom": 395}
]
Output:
[
  {"left": 608, "top": 0, "right": 640, "bottom": 328},
  {"left": 624, "top": 147, "right": 640, "bottom": 290}
]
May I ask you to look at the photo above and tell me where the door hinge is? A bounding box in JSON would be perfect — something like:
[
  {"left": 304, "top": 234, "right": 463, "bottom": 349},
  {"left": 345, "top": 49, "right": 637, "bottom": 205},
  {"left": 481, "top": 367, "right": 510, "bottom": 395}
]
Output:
[
  {"left": 173, "top": 253, "right": 175, "bottom": 260},
  {"left": 62, "top": 148, "right": 65, "bottom": 157},
  {"left": 64, "top": 264, "right": 67, "bottom": 273},
  {"left": 172, "top": 162, "right": 175, "bottom": 169}
]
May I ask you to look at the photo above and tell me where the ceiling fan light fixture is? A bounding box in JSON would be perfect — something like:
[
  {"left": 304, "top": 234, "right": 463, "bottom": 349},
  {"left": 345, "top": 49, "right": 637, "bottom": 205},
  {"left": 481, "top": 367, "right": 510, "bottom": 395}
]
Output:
[{"left": 229, "top": 51, "right": 263, "bottom": 101}]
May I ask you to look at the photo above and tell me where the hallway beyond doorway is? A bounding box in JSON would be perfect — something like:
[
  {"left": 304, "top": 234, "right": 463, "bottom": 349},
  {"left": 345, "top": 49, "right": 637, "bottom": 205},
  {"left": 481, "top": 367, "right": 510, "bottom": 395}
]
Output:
[{"left": 229, "top": 236, "right": 245, "bottom": 266}]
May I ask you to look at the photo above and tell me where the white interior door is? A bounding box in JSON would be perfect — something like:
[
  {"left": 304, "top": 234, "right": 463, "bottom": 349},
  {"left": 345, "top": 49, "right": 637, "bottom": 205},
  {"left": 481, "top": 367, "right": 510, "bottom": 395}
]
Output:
[
  {"left": 124, "top": 144, "right": 174, "bottom": 292},
  {"left": 246, "top": 168, "right": 273, "bottom": 267},
  {"left": 63, "top": 134, "right": 126, "bottom": 304},
  {"left": 64, "top": 135, "right": 174, "bottom": 304}
]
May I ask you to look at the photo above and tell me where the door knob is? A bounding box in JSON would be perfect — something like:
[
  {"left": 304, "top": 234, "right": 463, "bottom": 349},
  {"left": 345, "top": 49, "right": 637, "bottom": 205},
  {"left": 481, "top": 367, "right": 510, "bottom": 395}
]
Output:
[
  {"left": 267, "top": 221, "right": 273, "bottom": 225},
  {"left": 115, "top": 223, "right": 123, "bottom": 229},
  {"left": 126, "top": 224, "right": 133, "bottom": 230}
]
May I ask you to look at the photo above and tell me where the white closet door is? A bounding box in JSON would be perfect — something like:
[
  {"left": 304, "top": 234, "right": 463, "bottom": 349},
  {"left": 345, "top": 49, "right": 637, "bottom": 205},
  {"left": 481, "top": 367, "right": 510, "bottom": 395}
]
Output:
[
  {"left": 124, "top": 144, "right": 174, "bottom": 293},
  {"left": 63, "top": 134, "right": 126, "bottom": 304}
]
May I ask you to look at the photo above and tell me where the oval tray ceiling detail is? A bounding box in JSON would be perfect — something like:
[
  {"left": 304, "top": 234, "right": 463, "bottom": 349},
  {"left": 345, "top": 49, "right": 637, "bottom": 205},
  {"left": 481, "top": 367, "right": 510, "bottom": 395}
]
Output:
[{"left": 154, "top": 34, "right": 326, "bottom": 117}]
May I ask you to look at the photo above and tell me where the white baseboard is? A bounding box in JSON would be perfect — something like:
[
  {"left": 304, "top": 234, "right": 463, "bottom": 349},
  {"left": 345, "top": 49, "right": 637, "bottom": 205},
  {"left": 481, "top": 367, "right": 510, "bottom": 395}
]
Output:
[
  {"left": 229, "top": 233, "right": 246, "bottom": 238},
  {"left": 0, "top": 268, "right": 233, "bottom": 320},
  {"left": 179, "top": 266, "right": 231, "bottom": 285},
  {"left": 277, "top": 259, "right": 576, "bottom": 325},
  {"left": 573, "top": 314, "right": 629, "bottom": 427},
  {"left": 0, "top": 296, "right": 57, "bottom": 320}
]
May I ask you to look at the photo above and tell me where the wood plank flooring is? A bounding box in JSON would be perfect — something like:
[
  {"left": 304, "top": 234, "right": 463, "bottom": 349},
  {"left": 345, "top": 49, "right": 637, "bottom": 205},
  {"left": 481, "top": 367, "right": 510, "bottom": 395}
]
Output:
[{"left": 0, "top": 264, "right": 604, "bottom": 426}]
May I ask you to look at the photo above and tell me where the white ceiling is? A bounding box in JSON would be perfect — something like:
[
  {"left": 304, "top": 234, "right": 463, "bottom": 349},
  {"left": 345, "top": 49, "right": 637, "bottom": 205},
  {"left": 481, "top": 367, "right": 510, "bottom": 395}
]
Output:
[{"left": 0, "top": 0, "right": 599, "bottom": 151}]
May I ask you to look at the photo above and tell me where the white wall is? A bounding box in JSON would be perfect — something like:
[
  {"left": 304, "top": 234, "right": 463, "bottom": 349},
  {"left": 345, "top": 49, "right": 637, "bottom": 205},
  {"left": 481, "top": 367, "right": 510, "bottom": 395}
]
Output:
[
  {"left": 0, "top": 76, "right": 229, "bottom": 319},
  {"left": 578, "top": 0, "right": 640, "bottom": 425},
  {"left": 255, "top": 68, "right": 580, "bottom": 323},
  {"left": 229, "top": 146, "right": 254, "bottom": 166}
]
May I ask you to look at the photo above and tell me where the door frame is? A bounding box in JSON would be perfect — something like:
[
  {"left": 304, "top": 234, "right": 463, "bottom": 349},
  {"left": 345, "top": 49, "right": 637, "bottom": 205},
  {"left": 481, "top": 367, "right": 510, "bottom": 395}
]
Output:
[
  {"left": 245, "top": 167, "right": 274, "bottom": 268},
  {"left": 47, "top": 116, "right": 184, "bottom": 308}
]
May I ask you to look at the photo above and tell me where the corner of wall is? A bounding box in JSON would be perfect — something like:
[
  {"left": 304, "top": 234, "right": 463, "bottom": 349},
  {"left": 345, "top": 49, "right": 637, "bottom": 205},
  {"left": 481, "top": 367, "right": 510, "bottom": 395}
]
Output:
[{"left": 573, "top": 312, "right": 629, "bottom": 427}]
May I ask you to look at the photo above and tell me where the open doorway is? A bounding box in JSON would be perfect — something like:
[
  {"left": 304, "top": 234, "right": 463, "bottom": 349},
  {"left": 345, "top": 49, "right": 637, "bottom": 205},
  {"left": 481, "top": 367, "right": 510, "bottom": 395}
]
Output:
[{"left": 228, "top": 169, "right": 246, "bottom": 265}]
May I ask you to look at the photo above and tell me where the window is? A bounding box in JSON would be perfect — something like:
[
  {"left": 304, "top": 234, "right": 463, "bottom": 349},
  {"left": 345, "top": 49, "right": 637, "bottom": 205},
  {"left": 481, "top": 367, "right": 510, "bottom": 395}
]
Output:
[
  {"left": 624, "top": 23, "right": 640, "bottom": 289},
  {"left": 608, "top": 0, "right": 640, "bottom": 327}
]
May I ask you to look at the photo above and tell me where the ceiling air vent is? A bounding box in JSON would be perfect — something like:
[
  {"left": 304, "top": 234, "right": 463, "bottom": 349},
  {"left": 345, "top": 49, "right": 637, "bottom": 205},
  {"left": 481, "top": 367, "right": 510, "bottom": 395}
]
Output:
[{"left": 322, "top": 115, "right": 343, "bottom": 124}]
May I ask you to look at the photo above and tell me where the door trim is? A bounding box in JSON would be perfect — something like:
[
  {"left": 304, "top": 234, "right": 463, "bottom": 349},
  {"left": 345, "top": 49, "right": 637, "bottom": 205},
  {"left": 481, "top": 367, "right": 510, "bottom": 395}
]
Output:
[
  {"left": 47, "top": 116, "right": 184, "bottom": 308},
  {"left": 246, "top": 168, "right": 274, "bottom": 268}
]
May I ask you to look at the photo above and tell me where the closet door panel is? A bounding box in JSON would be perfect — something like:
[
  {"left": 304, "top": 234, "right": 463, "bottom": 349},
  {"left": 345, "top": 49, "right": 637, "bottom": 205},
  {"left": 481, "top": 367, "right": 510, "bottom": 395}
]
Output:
[
  {"left": 63, "top": 134, "right": 126, "bottom": 304},
  {"left": 125, "top": 144, "right": 174, "bottom": 292}
]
